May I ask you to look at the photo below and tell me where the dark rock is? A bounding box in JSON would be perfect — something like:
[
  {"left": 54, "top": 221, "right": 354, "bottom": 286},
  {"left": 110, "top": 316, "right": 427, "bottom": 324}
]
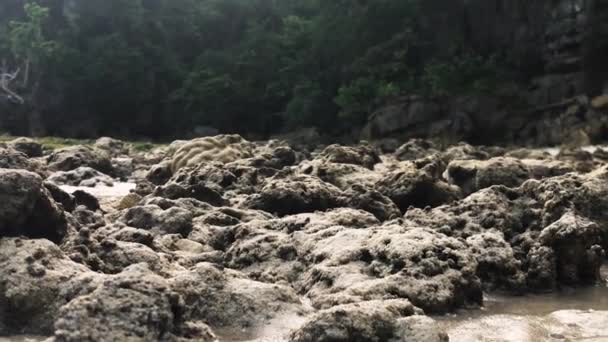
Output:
[
  {"left": 73, "top": 190, "right": 101, "bottom": 211},
  {"left": 0, "top": 169, "right": 67, "bottom": 242},
  {"left": 120, "top": 205, "right": 194, "bottom": 236},
  {"left": 153, "top": 182, "right": 226, "bottom": 207},
  {"left": 445, "top": 157, "right": 530, "bottom": 195},
  {"left": 376, "top": 164, "right": 460, "bottom": 212},
  {"left": 47, "top": 145, "right": 113, "bottom": 174},
  {"left": 44, "top": 181, "right": 76, "bottom": 212},
  {"left": 9, "top": 137, "right": 43, "bottom": 157},
  {"left": 539, "top": 212, "right": 605, "bottom": 284},
  {"left": 395, "top": 139, "right": 439, "bottom": 161},
  {"left": 245, "top": 174, "right": 343, "bottom": 216}
]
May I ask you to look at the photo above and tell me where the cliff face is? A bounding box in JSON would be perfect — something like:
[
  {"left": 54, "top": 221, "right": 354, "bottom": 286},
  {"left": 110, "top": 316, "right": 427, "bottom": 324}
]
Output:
[
  {"left": 425, "top": 0, "right": 594, "bottom": 104},
  {"left": 364, "top": 0, "right": 608, "bottom": 146}
]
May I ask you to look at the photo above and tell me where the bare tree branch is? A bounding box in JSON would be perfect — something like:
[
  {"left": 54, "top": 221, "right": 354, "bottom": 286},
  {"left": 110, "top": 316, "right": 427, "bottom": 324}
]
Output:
[{"left": 0, "top": 59, "right": 24, "bottom": 104}]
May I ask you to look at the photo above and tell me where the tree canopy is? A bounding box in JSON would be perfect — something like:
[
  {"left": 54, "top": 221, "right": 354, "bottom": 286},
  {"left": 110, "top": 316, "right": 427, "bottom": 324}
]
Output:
[{"left": 0, "top": 0, "right": 509, "bottom": 139}]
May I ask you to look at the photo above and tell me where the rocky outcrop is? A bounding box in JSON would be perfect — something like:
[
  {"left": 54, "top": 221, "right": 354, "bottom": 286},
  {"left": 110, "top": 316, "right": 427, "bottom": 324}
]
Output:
[
  {"left": 539, "top": 212, "right": 604, "bottom": 284},
  {"left": 361, "top": 0, "right": 608, "bottom": 146},
  {"left": 3, "top": 136, "right": 608, "bottom": 341},
  {"left": 94, "top": 137, "right": 127, "bottom": 157},
  {"left": 8, "top": 137, "right": 43, "bottom": 157},
  {"left": 0, "top": 169, "right": 67, "bottom": 242},
  {"left": 0, "top": 238, "right": 92, "bottom": 335},
  {"left": 318, "top": 143, "right": 381, "bottom": 169},
  {"left": 48, "top": 166, "right": 114, "bottom": 187},
  {"left": 445, "top": 157, "right": 530, "bottom": 195},
  {"left": 0, "top": 147, "right": 43, "bottom": 174},
  {"left": 245, "top": 174, "right": 343, "bottom": 216},
  {"left": 47, "top": 145, "right": 113, "bottom": 175},
  {"left": 376, "top": 162, "right": 460, "bottom": 212},
  {"left": 290, "top": 300, "right": 447, "bottom": 342}
]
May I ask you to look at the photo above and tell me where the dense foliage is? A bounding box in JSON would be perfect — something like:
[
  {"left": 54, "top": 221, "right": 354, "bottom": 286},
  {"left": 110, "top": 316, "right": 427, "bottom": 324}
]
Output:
[{"left": 0, "top": 0, "right": 508, "bottom": 139}]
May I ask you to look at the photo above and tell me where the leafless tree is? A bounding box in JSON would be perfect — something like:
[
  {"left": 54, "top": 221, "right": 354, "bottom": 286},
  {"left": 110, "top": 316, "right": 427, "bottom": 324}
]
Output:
[{"left": 0, "top": 59, "right": 24, "bottom": 104}]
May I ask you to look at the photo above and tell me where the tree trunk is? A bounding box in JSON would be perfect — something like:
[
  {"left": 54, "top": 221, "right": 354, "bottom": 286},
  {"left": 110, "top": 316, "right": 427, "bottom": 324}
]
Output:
[
  {"left": 583, "top": 0, "right": 608, "bottom": 96},
  {"left": 26, "top": 79, "right": 46, "bottom": 137}
]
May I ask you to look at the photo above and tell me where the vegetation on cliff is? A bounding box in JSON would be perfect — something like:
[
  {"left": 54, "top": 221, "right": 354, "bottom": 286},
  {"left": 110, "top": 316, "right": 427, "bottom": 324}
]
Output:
[{"left": 0, "top": 0, "right": 510, "bottom": 139}]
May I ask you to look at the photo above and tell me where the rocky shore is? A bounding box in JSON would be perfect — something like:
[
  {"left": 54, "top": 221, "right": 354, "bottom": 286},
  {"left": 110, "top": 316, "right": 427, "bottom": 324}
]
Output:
[{"left": 0, "top": 135, "right": 607, "bottom": 341}]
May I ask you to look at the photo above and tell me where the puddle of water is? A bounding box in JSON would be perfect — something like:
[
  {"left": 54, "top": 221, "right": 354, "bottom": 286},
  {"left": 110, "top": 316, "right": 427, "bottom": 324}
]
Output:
[
  {"left": 58, "top": 182, "right": 136, "bottom": 199},
  {"left": 540, "top": 145, "right": 608, "bottom": 157},
  {"left": 437, "top": 265, "right": 608, "bottom": 342},
  {"left": 214, "top": 311, "right": 308, "bottom": 342}
]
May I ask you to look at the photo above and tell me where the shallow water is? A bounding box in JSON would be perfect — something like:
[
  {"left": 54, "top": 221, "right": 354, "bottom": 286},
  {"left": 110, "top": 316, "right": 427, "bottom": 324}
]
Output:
[
  {"left": 58, "top": 182, "right": 136, "bottom": 199},
  {"left": 540, "top": 144, "right": 608, "bottom": 156},
  {"left": 437, "top": 265, "right": 608, "bottom": 342},
  {"left": 59, "top": 182, "right": 136, "bottom": 210}
]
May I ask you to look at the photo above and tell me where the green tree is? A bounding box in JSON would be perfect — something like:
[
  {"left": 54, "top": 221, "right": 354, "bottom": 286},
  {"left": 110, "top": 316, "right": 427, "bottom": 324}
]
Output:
[{"left": 8, "top": 2, "right": 58, "bottom": 89}]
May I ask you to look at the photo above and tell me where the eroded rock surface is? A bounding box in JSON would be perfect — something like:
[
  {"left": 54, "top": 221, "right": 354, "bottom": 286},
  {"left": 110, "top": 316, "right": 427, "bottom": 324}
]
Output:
[{"left": 2, "top": 136, "right": 608, "bottom": 341}]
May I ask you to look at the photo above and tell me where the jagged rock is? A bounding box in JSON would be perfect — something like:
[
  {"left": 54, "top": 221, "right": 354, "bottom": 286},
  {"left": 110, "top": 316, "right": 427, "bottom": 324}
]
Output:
[
  {"left": 441, "top": 143, "right": 490, "bottom": 162},
  {"left": 231, "top": 143, "right": 298, "bottom": 170},
  {"left": 47, "top": 145, "right": 113, "bottom": 174},
  {"left": 169, "top": 162, "right": 238, "bottom": 195},
  {"left": 342, "top": 185, "right": 401, "bottom": 221},
  {"left": 539, "top": 212, "right": 605, "bottom": 284},
  {"left": 132, "top": 180, "right": 156, "bottom": 197},
  {"left": 466, "top": 231, "right": 526, "bottom": 292},
  {"left": 0, "top": 238, "right": 92, "bottom": 335},
  {"left": 223, "top": 220, "right": 303, "bottom": 282},
  {"left": 521, "top": 158, "right": 574, "bottom": 179},
  {"left": 299, "top": 225, "right": 482, "bottom": 314},
  {"left": 170, "top": 263, "right": 304, "bottom": 329},
  {"left": 245, "top": 174, "right": 343, "bottom": 216},
  {"left": 394, "top": 139, "right": 439, "bottom": 161},
  {"left": 299, "top": 158, "right": 381, "bottom": 190},
  {"left": 53, "top": 264, "right": 190, "bottom": 342},
  {"left": 44, "top": 181, "right": 76, "bottom": 212},
  {"left": 376, "top": 163, "right": 460, "bottom": 212},
  {"left": 115, "top": 192, "right": 142, "bottom": 210},
  {"left": 0, "top": 147, "right": 43, "bottom": 173},
  {"left": 48, "top": 166, "right": 114, "bottom": 187},
  {"left": 0, "top": 169, "right": 67, "bottom": 242},
  {"left": 94, "top": 137, "right": 126, "bottom": 156},
  {"left": 290, "top": 300, "right": 447, "bottom": 342},
  {"left": 404, "top": 186, "right": 533, "bottom": 240},
  {"left": 520, "top": 165, "right": 608, "bottom": 229},
  {"left": 318, "top": 143, "right": 381, "bottom": 169},
  {"left": 171, "top": 135, "right": 254, "bottom": 172},
  {"left": 146, "top": 160, "right": 173, "bottom": 185},
  {"left": 444, "top": 157, "right": 530, "bottom": 195},
  {"left": 120, "top": 204, "right": 194, "bottom": 236},
  {"left": 525, "top": 244, "right": 557, "bottom": 290},
  {"left": 73, "top": 190, "right": 101, "bottom": 211},
  {"left": 8, "top": 137, "right": 43, "bottom": 157},
  {"left": 71, "top": 206, "right": 105, "bottom": 229},
  {"left": 153, "top": 182, "right": 226, "bottom": 207},
  {"left": 111, "top": 157, "right": 134, "bottom": 180}
]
